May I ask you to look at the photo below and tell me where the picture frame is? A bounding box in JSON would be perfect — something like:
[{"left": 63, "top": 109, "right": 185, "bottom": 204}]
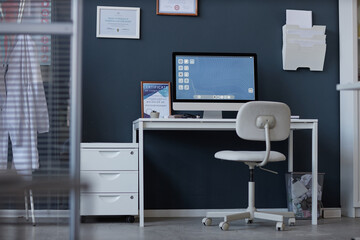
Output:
[
  {"left": 156, "top": 0, "right": 198, "bottom": 16},
  {"left": 96, "top": 6, "right": 140, "bottom": 39},
  {"left": 141, "top": 81, "right": 171, "bottom": 118}
]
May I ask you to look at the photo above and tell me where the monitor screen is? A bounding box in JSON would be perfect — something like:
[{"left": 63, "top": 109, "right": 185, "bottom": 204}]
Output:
[{"left": 172, "top": 52, "right": 258, "bottom": 118}]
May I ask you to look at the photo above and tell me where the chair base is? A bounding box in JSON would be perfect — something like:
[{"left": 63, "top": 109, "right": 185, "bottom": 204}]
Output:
[
  {"left": 203, "top": 209, "right": 295, "bottom": 231},
  {"left": 202, "top": 181, "right": 295, "bottom": 231}
]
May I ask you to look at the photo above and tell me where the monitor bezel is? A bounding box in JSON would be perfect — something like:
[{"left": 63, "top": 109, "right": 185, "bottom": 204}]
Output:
[{"left": 172, "top": 52, "right": 258, "bottom": 104}]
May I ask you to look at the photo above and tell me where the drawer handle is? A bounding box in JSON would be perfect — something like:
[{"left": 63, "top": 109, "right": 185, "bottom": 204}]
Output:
[
  {"left": 98, "top": 195, "right": 121, "bottom": 203},
  {"left": 98, "top": 151, "right": 121, "bottom": 158},
  {"left": 98, "top": 173, "right": 121, "bottom": 181}
]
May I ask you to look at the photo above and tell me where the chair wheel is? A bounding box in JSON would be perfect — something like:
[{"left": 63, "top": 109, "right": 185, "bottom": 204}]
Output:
[
  {"left": 126, "top": 216, "right": 135, "bottom": 223},
  {"left": 202, "top": 218, "right": 212, "bottom": 226},
  {"left": 245, "top": 219, "right": 253, "bottom": 224},
  {"left": 288, "top": 218, "right": 295, "bottom": 226},
  {"left": 276, "top": 222, "right": 285, "bottom": 231},
  {"left": 219, "top": 221, "right": 229, "bottom": 231}
]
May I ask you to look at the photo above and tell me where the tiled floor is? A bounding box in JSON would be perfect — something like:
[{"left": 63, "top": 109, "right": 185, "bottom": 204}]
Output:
[{"left": 0, "top": 217, "right": 359, "bottom": 240}]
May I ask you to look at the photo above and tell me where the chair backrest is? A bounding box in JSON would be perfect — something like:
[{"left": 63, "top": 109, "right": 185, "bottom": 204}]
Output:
[{"left": 236, "top": 101, "right": 291, "bottom": 141}]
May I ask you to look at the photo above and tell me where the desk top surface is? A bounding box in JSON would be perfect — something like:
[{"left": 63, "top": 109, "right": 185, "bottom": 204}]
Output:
[
  {"left": 133, "top": 118, "right": 317, "bottom": 124},
  {"left": 337, "top": 82, "right": 360, "bottom": 91},
  {"left": 133, "top": 118, "right": 318, "bottom": 131}
]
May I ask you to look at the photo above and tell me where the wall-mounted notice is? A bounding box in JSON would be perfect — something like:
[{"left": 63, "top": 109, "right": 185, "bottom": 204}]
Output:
[
  {"left": 157, "top": 0, "right": 198, "bottom": 16},
  {"left": 96, "top": 6, "right": 140, "bottom": 39}
]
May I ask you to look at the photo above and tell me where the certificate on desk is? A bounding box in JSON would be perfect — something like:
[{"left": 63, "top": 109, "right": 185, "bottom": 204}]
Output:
[
  {"left": 141, "top": 81, "right": 171, "bottom": 118},
  {"left": 96, "top": 6, "right": 140, "bottom": 39}
]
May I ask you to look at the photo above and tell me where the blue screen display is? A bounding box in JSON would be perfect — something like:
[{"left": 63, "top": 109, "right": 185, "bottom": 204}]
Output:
[{"left": 175, "top": 55, "right": 256, "bottom": 101}]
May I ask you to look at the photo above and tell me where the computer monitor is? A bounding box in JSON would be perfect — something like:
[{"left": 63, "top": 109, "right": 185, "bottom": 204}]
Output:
[{"left": 172, "top": 52, "right": 258, "bottom": 118}]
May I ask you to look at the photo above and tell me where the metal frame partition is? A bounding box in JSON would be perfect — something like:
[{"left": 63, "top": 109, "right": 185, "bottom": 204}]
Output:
[{"left": 0, "top": 1, "right": 82, "bottom": 239}]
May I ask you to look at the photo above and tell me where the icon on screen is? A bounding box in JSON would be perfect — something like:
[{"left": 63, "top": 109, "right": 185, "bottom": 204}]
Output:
[
  {"left": 178, "top": 78, "right": 184, "bottom": 83},
  {"left": 184, "top": 85, "right": 189, "bottom": 90},
  {"left": 184, "top": 59, "right": 189, "bottom": 64},
  {"left": 178, "top": 85, "right": 184, "bottom": 90},
  {"left": 178, "top": 59, "right": 183, "bottom": 64},
  {"left": 178, "top": 66, "right": 184, "bottom": 71},
  {"left": 248, "top": 88, "right": 254, "bottom": 93},
  {"left": 178, "top": 72, "right": 183, "bottom": 77},
  {"left": 190, "top": 59, "right": 195, "bottom": 64},
  {"left": 184, "top": 66, "right": 189, "bottom": 71},
  {"left": 184, "top": 78, "right": 189, "bottom": 83},
  {"left": 184, "top": 72, "right": 189, "bottom": 77}
]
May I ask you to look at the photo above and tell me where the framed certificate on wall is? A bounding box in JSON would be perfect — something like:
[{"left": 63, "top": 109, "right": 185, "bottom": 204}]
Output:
[
  {"left": 156, "top": 0, "right": 198, "bottom": 16},
  {"left": 141, "top": 81, "right": 171, "bottom": 118},
  {"left": 96, "top": 6, "right": 140, "bottom": 39}
]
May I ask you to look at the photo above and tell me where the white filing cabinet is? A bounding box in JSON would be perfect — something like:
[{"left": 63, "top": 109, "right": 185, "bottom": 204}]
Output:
[{"left": 80, "top": 143, "right": 139, "bottom": 219}]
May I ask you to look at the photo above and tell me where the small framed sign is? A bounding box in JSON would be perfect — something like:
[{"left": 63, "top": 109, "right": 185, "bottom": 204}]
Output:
[
  {"left": 96, "top": 6, "right": 140, "bottom": 39},
  {"left": 156, "top": 0, "right": 198, "bottom": 16},
  {"left": 141, "top": 81, "right": 171, "bottom": 118}
]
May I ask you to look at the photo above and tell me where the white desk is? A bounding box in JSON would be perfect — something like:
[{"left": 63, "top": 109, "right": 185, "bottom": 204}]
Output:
[
  {"left": 337, "top": 82, "right": 360, "bottom": 91},
  {"left": 132, "top": 118, "right": 318, "bottom": 227}
]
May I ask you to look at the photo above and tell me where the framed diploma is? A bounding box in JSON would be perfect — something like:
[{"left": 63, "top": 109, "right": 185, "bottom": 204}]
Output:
[
  {"left": 141, "top": 81, "right": 171, "bottom": 118},
  {"left": 96, "top": 6, "right": 140, "bottom": 39},
  {"left": 156, "top": 0, "right": 198, "bottom": 16}
]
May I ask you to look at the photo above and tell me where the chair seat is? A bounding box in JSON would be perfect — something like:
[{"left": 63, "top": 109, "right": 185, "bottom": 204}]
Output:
[{"left": 215, "top": 150, "right": 286, "bottom": 163}]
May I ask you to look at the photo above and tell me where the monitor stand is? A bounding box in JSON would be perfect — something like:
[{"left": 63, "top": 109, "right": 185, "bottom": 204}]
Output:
[{"left": 203, "top": 111, "right": 222, "bottom": 119}]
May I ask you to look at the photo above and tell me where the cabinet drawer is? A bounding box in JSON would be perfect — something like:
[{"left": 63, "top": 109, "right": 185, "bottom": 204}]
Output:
[
  {"left": 81, "top": 171, "right": 138, "bottom": 193},
  {"left": 80, "top": 193, "right": 138, "bottom": 216},
  {"left": 81, "top": 143, "right": 138, "bottom": 149},
  {"left": 81, "top": 148, "right": 138, "bottom": 170}
]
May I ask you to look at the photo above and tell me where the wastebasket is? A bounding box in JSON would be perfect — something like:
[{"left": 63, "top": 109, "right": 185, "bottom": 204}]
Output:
[{"left": 285, "top": 172, "right": 325, "bottom": 219}]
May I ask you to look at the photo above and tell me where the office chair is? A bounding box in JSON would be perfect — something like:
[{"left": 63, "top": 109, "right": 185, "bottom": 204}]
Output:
[{"left": 202, "top": 101, "right": 295, "bottom": 231}]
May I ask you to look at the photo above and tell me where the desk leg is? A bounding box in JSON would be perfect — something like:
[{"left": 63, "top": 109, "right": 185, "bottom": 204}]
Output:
[
  {"left": 288, "top": 130, "right": 294, "bottom": 173},
  {"left": 312, "top": 122, "right": 318, "bottom": 225},
  {"left": 139, "top": 122, "right": 144, "bottom": 227},
  {"left": 132, "top": 124, "right": 136, "bottom": 143}
]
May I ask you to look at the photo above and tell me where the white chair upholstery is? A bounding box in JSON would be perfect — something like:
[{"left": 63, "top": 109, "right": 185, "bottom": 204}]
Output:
[{"left": 202, "top": 101, "right": 295, "bottom": 231}]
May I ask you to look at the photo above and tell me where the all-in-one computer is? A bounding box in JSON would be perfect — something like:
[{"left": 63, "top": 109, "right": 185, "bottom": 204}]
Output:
[{"left": 172, "top": 52, "right": 258, "bottom": 118}]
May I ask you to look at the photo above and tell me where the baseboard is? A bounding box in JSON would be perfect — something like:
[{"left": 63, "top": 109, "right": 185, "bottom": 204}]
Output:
[
  {"left": 321, "top": 208, "right": 342, "bottom": 218},
  {"left": 144, "top": 208, "right": 289, "bottom": 218},
  {"left": 0, "top": 210, "right": 69, "bottom": 218},
  {"left": 355, "top": 208, "right": 360, "bottom": 217}
]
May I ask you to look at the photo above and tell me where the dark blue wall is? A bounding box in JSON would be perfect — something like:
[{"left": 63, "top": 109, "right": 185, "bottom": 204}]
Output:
[{"left": 82, "top": 0, "right": 339, "bottom": 209}]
